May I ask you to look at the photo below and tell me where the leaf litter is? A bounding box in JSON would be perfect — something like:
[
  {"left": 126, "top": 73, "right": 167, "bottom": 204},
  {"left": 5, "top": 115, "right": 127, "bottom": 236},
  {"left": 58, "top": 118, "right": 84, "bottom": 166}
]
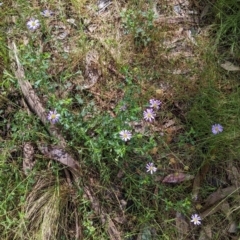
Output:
[{"left": 3, "top": 0, "right": 240, "bottom": 239}]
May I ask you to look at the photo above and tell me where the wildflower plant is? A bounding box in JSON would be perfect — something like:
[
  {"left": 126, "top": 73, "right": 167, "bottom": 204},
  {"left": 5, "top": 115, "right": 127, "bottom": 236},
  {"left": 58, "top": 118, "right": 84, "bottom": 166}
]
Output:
[
  {"left": 146, "top": 162, "right": 157, "bottom": 174},
  {"left": 41, "top": 10, "right": 53, "bottom": 17},
  {"left": 3, "top": 0, "right": 240, "bottom": 239},
  {"left": 26, "top": 18, "right": 40, "bottom": 31},
  {"left": 120, "top": 8, "right": 155, "bottom": 47},
  {"left": 212, "top": 124, "right": 223, "bottom": 135},
  {"left": 149, "top": 99, "right": 161, "bottom": 109},
  {"left": 143, "top": 108, "right": 156, "bottom": 122},
  {"left": 119, "top": 130, "right": 132, "bottom": 142},
  {"left": 47, "top": 110, "right": 60, "bottom": 124},
  {"left": 191, "top": 214, "right": 201, "bottom": 225}
]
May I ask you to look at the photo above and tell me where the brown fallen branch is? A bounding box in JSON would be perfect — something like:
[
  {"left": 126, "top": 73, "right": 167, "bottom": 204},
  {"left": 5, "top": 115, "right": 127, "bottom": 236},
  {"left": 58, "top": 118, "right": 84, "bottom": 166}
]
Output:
[
  {"left": 23, "top": 142, "right": 36, "bottom": 175},
  {"left": 11, "top": 42, "right": 67, "bottom": 148},
  {"left": 10, "top": 41, "right": 122, "bottom": 240}
]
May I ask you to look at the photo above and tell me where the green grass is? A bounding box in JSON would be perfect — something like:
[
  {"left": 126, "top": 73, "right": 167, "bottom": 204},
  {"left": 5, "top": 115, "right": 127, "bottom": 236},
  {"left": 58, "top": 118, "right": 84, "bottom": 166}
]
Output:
[
  {"left": 1, "top": 0, "right": 240, "bottom": 239},
  {"left": 208, "top": 0, "right": 240, "bottom": 58}
]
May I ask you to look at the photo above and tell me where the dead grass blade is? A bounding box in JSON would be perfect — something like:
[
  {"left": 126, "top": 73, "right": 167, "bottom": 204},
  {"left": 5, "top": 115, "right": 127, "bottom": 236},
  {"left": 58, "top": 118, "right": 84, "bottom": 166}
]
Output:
[{"left": 17, "top": 172, "right": 81, "bottom": 240}]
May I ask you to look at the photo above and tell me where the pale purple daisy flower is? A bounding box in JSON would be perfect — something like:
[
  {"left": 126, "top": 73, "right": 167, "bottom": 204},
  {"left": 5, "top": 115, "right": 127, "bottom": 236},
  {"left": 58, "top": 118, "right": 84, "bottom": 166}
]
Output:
[
  {"left": 149, "top": 99, "right": 161, "bottom": 109},
  {"left": 26, "top": 18, "right": 40, "bottom": 31},
  {"left": 143, "top": 108, "right": 156, "bottom": 122},
  {"left": 47, "top": 110, "right": 60, "bottom": 124},
  {"left": 146, "top": 162, "right": 157, "bottom": 174},
  {"left": 190, "top": 214, "right": 201, "bottom": 225},
  {"left": 119, "top": 130, "right": 132, "bottom": 141},
  {"left": 41, "top": 10, "right": 54, "bottom": 17},
  {"left": 212, "top": 124, "right": 223, "bottom": 135}
]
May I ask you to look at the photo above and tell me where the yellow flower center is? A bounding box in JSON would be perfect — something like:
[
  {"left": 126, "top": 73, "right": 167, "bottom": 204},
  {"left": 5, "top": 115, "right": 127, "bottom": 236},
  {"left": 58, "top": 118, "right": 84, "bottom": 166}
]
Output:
[{"left": 51, "top": 114, "right": 56, "bottom": 119}]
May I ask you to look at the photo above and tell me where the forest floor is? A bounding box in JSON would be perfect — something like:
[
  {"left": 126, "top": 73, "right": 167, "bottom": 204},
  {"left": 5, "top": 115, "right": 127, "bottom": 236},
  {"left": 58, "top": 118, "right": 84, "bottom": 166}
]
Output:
[{"left": 0, "top": 0, "right": 240, "bottom": 239}]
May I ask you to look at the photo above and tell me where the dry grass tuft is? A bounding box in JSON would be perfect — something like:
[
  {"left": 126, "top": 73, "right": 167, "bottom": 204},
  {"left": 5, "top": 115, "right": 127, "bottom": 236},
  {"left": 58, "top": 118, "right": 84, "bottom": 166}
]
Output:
[{"left": 15, "top": 172, "right": 81, "bottom": 240}]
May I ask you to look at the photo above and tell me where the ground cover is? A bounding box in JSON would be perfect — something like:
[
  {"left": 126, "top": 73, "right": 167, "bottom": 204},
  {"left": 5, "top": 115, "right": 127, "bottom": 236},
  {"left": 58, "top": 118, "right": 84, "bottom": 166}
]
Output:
[{"left": 0, "top": 0, "right": 240, "bottom": 239}]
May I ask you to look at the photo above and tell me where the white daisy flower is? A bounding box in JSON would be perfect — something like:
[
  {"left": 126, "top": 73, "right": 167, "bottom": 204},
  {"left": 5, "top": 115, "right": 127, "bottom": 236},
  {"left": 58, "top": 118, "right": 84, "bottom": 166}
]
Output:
[
  {"left": 41, "top": 10, "right": 54, "bottom": 17},
  {"left": 119, "top": 130, "right": 132, "bottom": 141},
  {"left": 47, "top": 110, "right": 60, "bottom": 124},
  {"left": 149, "top": 99, "right": 162, "bottom": 110},
  {"left": 26, "top": 18, "right": 40, "bottom": 31},
  {"left": 143, "top": 108, "right": 156, "bottom": 122},
  {"left": 190, "top": 214, "right": 201, "bottom": 225},
  {"left": 146, "top": 162, "right": 157, "bottom": 174}
]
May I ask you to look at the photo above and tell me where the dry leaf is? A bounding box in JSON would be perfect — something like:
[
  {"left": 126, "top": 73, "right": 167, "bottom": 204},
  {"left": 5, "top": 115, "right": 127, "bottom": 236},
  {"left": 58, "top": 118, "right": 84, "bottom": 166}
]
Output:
[
  {"left": 38, "top": 144, "right": 80, "bottom": 172},
  {"left": 226, "top": 163, "right": 240, "bottom": 187},
  {"left": 220, "top": 61, "right": 240, "bottom": 71},
  {"left": 203, "top": 225, "right": 212, "bottom": 239},
  {"left": 199, "top": 225, "right": 212, "bottom": 240},
  {"left": 200, "top": 186, "right": 239, "bottom": 219},
  {"left": 200, "top": 4, "right": 211, "bottom": 20},
  {"left": 175, "top": 212, "right": 189, "bottom": 238},
  {"left": 66, "top": 18, "right": 76, "bottom": 26},
  {"left": 98, "top": 0, "right": 112, "bottom": 13},
  {"left": 50, "top": 21, "right": 70, "bottom": 40},
  {"left": 192, "top": 173, "right": 201, "bottom": 201},
  {"left": 87, "top": 24, "right": 98, "bottom": 33},
  {"left": 220, "top": 202, "right": 232, "bottom": 220},
  {"left": 200, "top": 201, "right": 223, "bottom": 219},
  {"left": 163, "top": 119, "right": 175, "bottom": 128},
  {"left": 204, "top": 186, "right": 237, "bottom": 209},
  {"left": 228, "top": 222, "right": 237, "bottom": 234},
  {"left": 83, "top": 50, "right": 101, "bottom": 89},
  {"left": 192, "top": 163, "right": 209, "bottom": 201},
  {"left": 162, "top": 172, "right": 194, "bottom": 183},
  {"left": 220, "top": 201, "right": 239, "bottom": 234},
  {"left": 173, "top": 5, "right": 184, "bottom": 16},
  {"left": 149, "top": 147, "right": 158, "bottom": 155}
]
